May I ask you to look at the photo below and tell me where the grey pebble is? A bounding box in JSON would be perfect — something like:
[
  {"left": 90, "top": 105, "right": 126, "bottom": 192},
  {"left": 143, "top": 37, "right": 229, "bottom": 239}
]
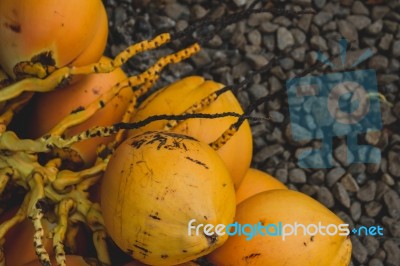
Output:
[
  {"left": 249, "top": 84, "right": 268, "bottom": 99},
  {"left": 300, "top": 184, "right": 319, "bottom": 196},
  {"left": 351, "top": 236, "right": 368, "bottom": 264},
  {"left": 368, "top": 55, "right": 389, "bottom": 71},
  {"left": 363, "top": 236, "right": 380, "bottom": 256},
  {"left": 352, "top": 1, "right": 369, "bottom": 15},
  {"left": 341, "top": 173, "right": 360, "bottom": 192},
  {"left": 260, "top": 21, "right": 279, "bottom": 33},
  {"left": 291, "top": 28, "right": 307, "bottom": 45},
  {"left": 297, "top": 14, "right": 314, "bottom": 32},
  {"left": 290, "top": 47, "right": 307, "bottom": 63},
  {"left": 326, "top": 167, "right": 346, "bottom": 187},
  {"left": 246, "top": 53, "right": 269, "bottom": 69},
  {"left": 383, "top": 20, "right": 398, "bottom": 33},
  {"left": 383, "top": 240, "right": 400, "bottom": 266},
  {"left": 164, "top": 2, "right": 189, "bottom": 20},
  {"left": 247, "top": 29, "right": 262, "bottom": 46},
  {"left": 248, "top": 12, "right": 273, "bottom": 27},
  {"left": 372, "top": 6, "right": 390, "bottom": 21},
  {"left": 268, "top": 76, "right": 282, "bottom": 95},
  {"left": 382, "top": 216, "right": 400, "bottom": 238},
  {"left": 253, "top": 144, "right": 284, "bottom": 163},
  {"left": 369, "top": 258, "right": 384, "bottom": 266},
  {"left": 277, "top": 27, "right": 295, "bottom": 51},
  {"left": 289, "top": 168, "right": 307, "bottom": 183},
  {"left": 313, "top": 11, "right": 333, "bottom": 27},
  {"left": 263, "top": 35, "right": 275, "bottom": 52},
  {"left": 350, "top": 201, "right": 362, "bottom": 221},
  {"left": 357, "top": 181, "right": 377, "bottom": 202},
  {"left": 316, "top": 186, "right": 335, "bottom": 208},
  {"left": 347, "top": 15, "right": 371, "bottom": 30},
  {"left": 313, "top": 0, "right": 326, "bottom": 9},
  {"left": 376, "top": 181, "right": 391, "bottom": 201},
  {"left": 338, "top": 20, "right": 358, "bottom": 44},
  {"left": 365, "top": 201, "right": 383, "bottom": 217},
  {"left": 269, "top": 111, "right": 285, "bottom": 123},
  {"left": 275, "top": 168, "right": 288, "bottom": 184},
  {"left": 367, "top": 20, "right": 384, "bottom": 35},
  {"left": 388, "top": 151, "right": 400, "bottom": 177},
  {"left": 392, "top": 40, "right": 400, "bottom": 58},
  {"left": 382, "top": 173, "right": 395, "bottom": 186},
  {"left": 310, "top": 35, "right": 328, "bottom": 51},
  {"left": 383, "top": 189, "right": 400, "bottom": 219},
  {"left": 340, "top": 0, "right": 353, "bottom": 6},
  {"left": 273, "top": 16, "right": 292, "bottom": 27},
  {"left": 333, "top": 183, "right": 351, "bottom": 208},
  {"left": 322, "top": 21, "right": 337, "bottom": 32},
  {"left": 309, "top": 170, "right": 325, "bottom": 185}
]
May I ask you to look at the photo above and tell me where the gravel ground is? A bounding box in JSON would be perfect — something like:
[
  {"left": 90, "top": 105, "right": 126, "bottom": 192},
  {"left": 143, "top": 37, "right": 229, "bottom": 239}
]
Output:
[{"left": 102, "top": 0, "right": 400, "bottom": 265}]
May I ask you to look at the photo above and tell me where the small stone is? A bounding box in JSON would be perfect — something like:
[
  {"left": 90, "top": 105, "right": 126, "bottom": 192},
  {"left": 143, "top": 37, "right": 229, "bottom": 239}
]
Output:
[
  {"left": 277, "top": 27, "right": 295, "bottom": 51},
  {"left": 333, "top": 183, "right": 351, "bottom": 208},
  {"left": 313, "top": 11, "right": 333, "bottom": 27},
  {"left": 357, "top": 181, "right": 377, "bottom": 202},
  {"left": 309, "top": 170, "right": 325, "bottom": 185},
  {"left": 279, "top": 57, "right": 295, "bottom": 71},
  {"left": 382, "top": 216, "right": 400, "bottom": 238},
  {"left": 363, "top": 236, "right": 380, "bottom": 256},
  {"left": 248, "top": 12, "right": 273, "bottom": 27},
  {"left": 367, "top": 163, "right": 380, "bottom": 174},
  {"left": 263, "top": 35, "right": 275, "bottom": 52},
  {"left": 365, "top": 130, "right": 381, "bottom": 145},
  {"left": 368, "top": 55, "right": 389, "bottom": 71},
  {"left": 316, "top": 187, "right": 335, "bottom": 208},
  {"left": 268, "top": 76, "right": 282, "bottom": 95},
  {"left": 372, "top": 6, "right": 390, "bottom": 20},
  {"left": 337, "top": 211, "right": 354, "bottom": 228},
  {"left": 293, "top": 0, "right": 312, "bottom": 6},
  {"left": 383, "top": 240, "right": 400, "bottom": 266},
  {"left": 326, "top": 167, "right": 346, "bottom": 187},
  {"left": 191, "top": 5, "right": 207, "bottom": 19},
  {"left": 289, "top": 168, "right": 307, "bottom": 184},
  {"left": 275, "top": 168, "right": 288, "bottom": 184},
  {"left": 374, "top": 249, "right": 386, "bottom": 262},
  {"left": 233, "top": 0, "right": 247, "bottom": 7},
  {"left": 388, "top": 151, "right": 400, "bottom": 177},
  {"left": 347, "top": 15, "right": 371, "bottom": 30},
  {"left": 383, "top": 189, "right": 400, "bottom": 219},
  {"left": 249, "top": 84, "right": 268, "bottom": 99},
  {"left": 297, "top": 14, "right": 313, "bottom": 31},
  {"left": 313, "top": 0, "right": 326, "bottom": 9},
  {"left": 273, "top": 16, "right": 292, "bottom": 27},
  {"left": 300, "top": 184, "right": 318, "bottom": 196},
  {"left": 253, "top": 144, "right": 284, "bottom": 163},
  {"left": 365, "top": 201, "right": 383, "bottom": 217},
  {"left": 322, "top": 21, "right": 337, "bottom": 32},
  {"left": 334, "top": 143, "right": 354, "bottom": 165},
  {"left": 310, "top": 35, "right": 328, "bottom": 50},
  {"left": 290, "top": 47, "right": 306, "bottom": 63},
  {"left": 367, "top": 20, "right": 384, "bottom": 35},
  {"left": 269, "top": 111, "right": 285, "bottom": 123},
  {"left": 382, "top": 173, "right": 395, "bottom": 186},
  {"left": 351, "top": 236, "right": 368, "bottom": 264},
  {"left": 369, "top": 258, "right": 384, "bottom": 266},
  {"left": 341, "top": 173, "right": 360, "bottom": 192},
  {"left": 291, "top": 28, "right": 307, "bottom": 45},
  {"left": 338, "top": 20, "right": 358, "bottom": 44},
  {"left": 376, "top": 181, "right": 390, "bottom": 201},
  {"left": 340, "top": 0, "right": 353, "bottom": 6},
  {"left": 165, "top": 2, "right": 189, "bottom": 20},
  {"left": 350, "top": 201, "right": 362, "bottom": 221},
  {"left": 352, "top": 1, "right": 369, "bottom": 15},
  {"left": 392, "top": 40, "right": 400, "bottom": 57},
  {"left": 246, "top": 53, "right": 269, "bottom": 69},
  {"left": 260, "top": 21, "right": 279, "bottom": 33},
  {"left": 383, "top": 20, "right": 398, "bottom": 33},
  {"left": 247, "top": 29, "right": 262, "bottom": 46}
]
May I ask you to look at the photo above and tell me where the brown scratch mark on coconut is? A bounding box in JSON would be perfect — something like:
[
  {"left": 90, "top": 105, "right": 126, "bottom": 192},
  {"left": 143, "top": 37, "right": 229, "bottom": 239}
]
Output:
[
  {"left": 243, "top": 253, "right": 261, "bottom": 263},
  {"left": 4, "top": 22, "right": 20, "bottom": 33},
  {"left": 185, "top": 156, "right": 209, "bottom": 169}
]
